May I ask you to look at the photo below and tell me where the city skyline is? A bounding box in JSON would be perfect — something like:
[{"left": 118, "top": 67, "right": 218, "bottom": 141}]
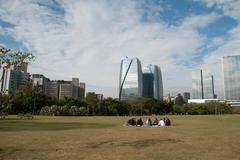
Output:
[{"left": 1, "top": 0, "right": 240, "bottom": 97}]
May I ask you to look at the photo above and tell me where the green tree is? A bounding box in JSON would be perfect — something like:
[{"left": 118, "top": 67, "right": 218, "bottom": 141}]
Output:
[
  {"left": 175, "top": 94, "right": 185, "bottom": 106},
  {"left": 0, "top": 46, "right": 35, "bottom": 82},
  {"left": 85, "top": 92, "right": 98, "bottom": 115}
]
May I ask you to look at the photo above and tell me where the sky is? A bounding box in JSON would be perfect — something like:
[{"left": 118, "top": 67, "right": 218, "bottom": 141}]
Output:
[{"left": 0, "top": 0, "right": 240, "bottom": 98}]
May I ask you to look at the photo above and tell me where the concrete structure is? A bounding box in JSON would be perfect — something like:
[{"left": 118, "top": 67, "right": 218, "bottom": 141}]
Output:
[
  {"left": 31, "top": 74, "right": 49, "bottom": 92},
  {"left": 188, "top": 99, "right": 219, "bottom": 104},
  {"left": 58, "top": 81, "right": 72, "bottom": 99},
  {"left": 192, "top": 69, "right": 215, "bottom": 99},
  {"left": 222, "top": 55, "right": 240, "bottom": 101},
  {"left": 45, "top": 80, "right": 59, "bottom": 98},
  {"left": 119, "top": 57, "right": 143, "bottom": 100},
  {"left": 0, "top": 64, "right": 30, "bottom": 94},
  {"left": 72, "top": 78, "right": 79, "bottom": 98}
]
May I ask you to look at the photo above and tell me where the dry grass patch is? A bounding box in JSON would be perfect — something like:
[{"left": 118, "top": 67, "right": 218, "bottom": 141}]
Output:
[{"left": 0, "top": 115, "right": 240, "bottom": 160}]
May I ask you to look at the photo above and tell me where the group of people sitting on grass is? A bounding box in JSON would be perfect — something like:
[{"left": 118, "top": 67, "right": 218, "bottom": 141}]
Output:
[{"left": 126, "top": 117, "right": 171, "bottom": 127}]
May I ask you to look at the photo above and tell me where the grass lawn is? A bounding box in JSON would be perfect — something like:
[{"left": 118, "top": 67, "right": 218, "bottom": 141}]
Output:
[{"left": 0, "top": 115, "right": 240, "bottom": 160}]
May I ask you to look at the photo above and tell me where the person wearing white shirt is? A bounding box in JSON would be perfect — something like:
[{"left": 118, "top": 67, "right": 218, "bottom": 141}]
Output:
[{"left": 158, "top": 119, "right": 165, "bottom": 126}]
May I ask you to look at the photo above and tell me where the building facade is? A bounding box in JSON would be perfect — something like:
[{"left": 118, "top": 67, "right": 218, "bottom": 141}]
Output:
[
  {"left": 79, "top": 82, "right": 85, "bottom": 99},
  {"left": 142, "top": 64, "right": 163, "bottom": 99},
  {"left": 183, "top": 92, "right": 190, "bottom": 102},
  {"left": 72, "top": 78, "right": 79, "bottom": 98},
  {"left": 0, "top": 64, "right": 30, "bottom": 94},
  {"left": 192, "top": 69, "right": 215, "bottom": 99},
  {"left": 119, "top": 57, "right": 143, "bottom": 100},
  {"left": 222, "top": 55, "right": 240, "bottom": 100},
  {"left": 45, "top": 80, "right": 59, "bottom": 98},
  {"left": 142, "top": 72, "right": 154, "bottom": 98},
  {"left": 31, "top": 74, "right": 49, "bottom": 92},
  {"left": 58, "top": 81, "right": 73, "bottom": 99}
]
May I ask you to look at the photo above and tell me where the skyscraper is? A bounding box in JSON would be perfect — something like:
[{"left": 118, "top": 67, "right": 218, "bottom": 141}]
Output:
[
  {"left": 119, "top": 57, "right": 143, "bottom": 100},
  {"left": 192, "top": 69, "right": 215, "bottom": 99},
  {"left": 142, "top": 64, "right": 163, "bottom": 99},
  {"left": 79, "top": 82, "right": 85, "bottom": 99},
  {"left": 45, "top": 80, "right": 59, "bottom": 98},
  {"left": 72, "top": 78, "right": 79, "bottom": 97},
  {"left": 0, "top": 64, "right": 30, "bottom": 94},
  {"left": 222, "top": 55, "right": 240, "bottom": 100}
]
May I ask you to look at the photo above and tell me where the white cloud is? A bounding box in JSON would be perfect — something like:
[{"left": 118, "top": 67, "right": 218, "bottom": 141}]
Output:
[
  {"left": 197, "top": 0, "right": 240, "bottom": 99},
  {"left": 0, "top": 0, "right": 222, "bottom": 97}
]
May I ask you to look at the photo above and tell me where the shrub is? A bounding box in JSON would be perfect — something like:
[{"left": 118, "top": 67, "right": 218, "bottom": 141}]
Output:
[{"left": 40, "top": 106, "right": 52, "bottom": 115}]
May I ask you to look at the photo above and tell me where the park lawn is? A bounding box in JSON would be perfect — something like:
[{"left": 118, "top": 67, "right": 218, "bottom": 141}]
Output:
[{"left": 0, "top": 115, "right": 240, "bottom": 160}]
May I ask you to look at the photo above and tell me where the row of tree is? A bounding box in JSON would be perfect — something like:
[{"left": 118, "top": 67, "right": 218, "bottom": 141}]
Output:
[{"left": 0, "top": 89, "right": 232, "bottom": 116}]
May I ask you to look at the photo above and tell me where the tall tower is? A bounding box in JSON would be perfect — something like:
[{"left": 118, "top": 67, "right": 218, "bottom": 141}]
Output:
[
  {"left": 142, "top": 64, "right": 163, "bottom": 99},
  {"left": 119, "top": 57, "right": 143, "bottom": 101},
  {"left": 222, "top": 55, "right": 240, "bottom": 100},
  {"left": 192, "top": 69, "right": 215, "bottom": 99}
]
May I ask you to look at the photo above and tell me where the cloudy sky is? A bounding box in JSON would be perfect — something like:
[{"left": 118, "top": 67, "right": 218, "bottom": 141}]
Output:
[{"left": 0, "top": 0, "right": 240, "bottom": 98}]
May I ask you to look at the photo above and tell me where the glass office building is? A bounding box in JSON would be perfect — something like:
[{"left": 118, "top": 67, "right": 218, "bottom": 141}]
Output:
[
  {"left": 142, "top": 64, "right": 163, "bottom": 100},
  {"left": 119, "top": 58, "right": 143, "bottom": 100},
  {"left": 192, "top": 69, "right": 215, "bottom": 99},
  {"left": 222, "top": 55, "right": 240, "bottom": 100},
  {"left": 202, "top": 71, "right": 215, "bottom": 99},
  {"left": 142, "top": 67, "right": 154, "bottom": 98}
]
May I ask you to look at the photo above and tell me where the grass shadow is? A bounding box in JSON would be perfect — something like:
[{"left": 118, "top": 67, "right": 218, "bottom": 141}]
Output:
[
  {"left": 87, "top": 138, "right": 183, "bottom": 149},
  {"left": 0, "top": 120, "right": 116, "bottom": 132}
]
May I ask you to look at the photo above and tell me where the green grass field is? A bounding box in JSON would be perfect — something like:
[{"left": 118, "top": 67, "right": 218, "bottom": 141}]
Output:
[{"left": 1, "top": 115, "right": 240, "bottom": 160}]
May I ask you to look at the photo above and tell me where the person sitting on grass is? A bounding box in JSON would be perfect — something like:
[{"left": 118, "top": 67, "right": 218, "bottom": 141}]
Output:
[
  {"left": 158, "top": 118, "right": 165, "bottom": 126},
  {"left": 146, "top": 118, "right": 152, "bottom": 127},
  {"left": 137, "top": 118, "right": 144, "bottom": 126},
  {"left": 127, "top": 118, "right": 136, "bottom": 126},
  {"left": 152, "top": 117, "right": 159, "bottom": 125},
  {"left": 165, "top": 117, "right": 171, "bottom": 126}
]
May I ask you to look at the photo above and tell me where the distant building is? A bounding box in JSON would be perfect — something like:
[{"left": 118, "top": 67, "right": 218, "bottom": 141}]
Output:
[
  {"left": 72, "top": 78, "right": 79, "bottom": 98},
  {"left": 188, "top": 99, "right": 219, "bottom": 104},
  {"left": 0, "top": 64, "right": 30, "bottom": 94},
  {"left": 96, "top": 94, "right": 104, "bottom": 102},
  {"left": 142, "top": 72, "right": 154, "bottom": 98},
  {"left": 119, "top": 57, "right": 143, "bottom": 100},
  {"left": 45, "top": 80, "right": 59, "bottom": 98},
  {"left": 142, "top": 64, "right": 163, "bottom": 99},
  {"left": 192, "top": 69, "right": 215, "bottom": 99},
  {"left": 183, "top": 92, "right": 190, "bottom": 102},
  {"left": 58, "top": 80, "right": 72, "bottom": 99},
  {"left": 79, "top": 82, "right": 85, "bottom": 99},
  {"left": 222, "top": 55, "right": 240, "bottom": 101},
  {"left": 31, "top": 74, "right": 49, "bottom": 92}
]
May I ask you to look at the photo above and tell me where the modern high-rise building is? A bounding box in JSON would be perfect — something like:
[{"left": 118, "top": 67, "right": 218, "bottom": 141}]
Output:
[
  {"left": 192, "top": 69, "right": 215, "bottom": 99},
  {"left": 72, "top": 78, "right": 79, "bottom": 98},
  {"left": 142, "top": 72, "right": 154, "bottom": 98},
  {"left": 0, "top": 64, "right": 30, "bottom": 94},
  {"left": 142, "top": 64, "right": 163, "bottom": 99},
  {"left": 58, "top": 80, "right": 73, "bottom": 99},
  {"left": 45, "top": 80, "right": 59, "bottom": 98},
  {"left": 31, "top": 74, "right": 49, "bottom": 92},
  {"left": 119, "top": 57, "right": 143, "bottom": 100},
  {"left": 222, "top": 55, "right": 240, "bottom": 100},
  {"left": 79, "top": 82, "right": 85, "bottom": 99}
]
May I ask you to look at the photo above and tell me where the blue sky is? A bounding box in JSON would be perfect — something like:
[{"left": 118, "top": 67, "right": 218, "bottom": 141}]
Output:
[{"left": 0, "top": 0, "right": 240, "bottom": 98}]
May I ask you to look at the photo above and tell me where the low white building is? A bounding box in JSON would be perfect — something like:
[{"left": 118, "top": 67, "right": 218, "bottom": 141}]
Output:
[{"left": 188, "top": 99, "right": 219, "bottom": 104}]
